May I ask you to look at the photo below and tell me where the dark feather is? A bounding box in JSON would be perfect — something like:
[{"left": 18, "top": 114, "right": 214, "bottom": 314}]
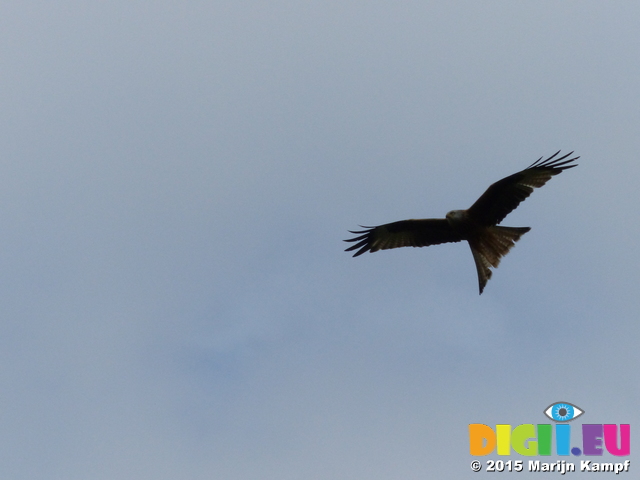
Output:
[
  {"left": 467, "top": 151, "right": 578, "bottom": 226},
  {"left": 344, "top": 219, "right": 462, "bottom": 257}
]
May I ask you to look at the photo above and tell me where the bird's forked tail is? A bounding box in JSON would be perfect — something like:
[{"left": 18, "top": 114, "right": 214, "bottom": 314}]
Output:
[{"left": 469, "top": 226, "right": 530, "bottom": 294}]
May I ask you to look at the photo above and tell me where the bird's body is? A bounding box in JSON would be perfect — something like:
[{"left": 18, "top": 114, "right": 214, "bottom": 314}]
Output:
[{"left": 344, "top": 151, "right": 578, "bottom": 294}]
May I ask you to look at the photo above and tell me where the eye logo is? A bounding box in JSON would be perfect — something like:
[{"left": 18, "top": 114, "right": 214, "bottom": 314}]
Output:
[{"left": 544, "top": 402, "right": 584, "bottom": 422}]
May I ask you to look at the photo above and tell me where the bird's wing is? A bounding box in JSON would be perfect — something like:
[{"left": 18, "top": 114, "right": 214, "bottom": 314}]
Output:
[
  {"left": 344, "top": 219, "right": 463, "bottom": 257},
  {"left": 467, "top": 151, "right": 579, "bottom": 226}
]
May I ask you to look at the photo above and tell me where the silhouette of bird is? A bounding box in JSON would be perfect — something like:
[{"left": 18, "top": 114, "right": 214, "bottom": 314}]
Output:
[{"left": 344, "top": 151, "right": 578, "bottom": 294}]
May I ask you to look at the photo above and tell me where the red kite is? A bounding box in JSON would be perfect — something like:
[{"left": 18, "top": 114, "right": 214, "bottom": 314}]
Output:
[{"left": 345, "top": 151, "right": 578, "bottom": 294}]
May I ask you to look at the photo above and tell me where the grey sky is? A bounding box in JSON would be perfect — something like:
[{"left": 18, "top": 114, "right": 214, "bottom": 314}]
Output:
[{"left": 0, "top": 1, "right": 638, "bottom": 478}]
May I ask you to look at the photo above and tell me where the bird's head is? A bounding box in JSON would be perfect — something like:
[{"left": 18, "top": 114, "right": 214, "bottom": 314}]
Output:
[{"left": 445, "top": 209, "right": 466, "bottom": 224}]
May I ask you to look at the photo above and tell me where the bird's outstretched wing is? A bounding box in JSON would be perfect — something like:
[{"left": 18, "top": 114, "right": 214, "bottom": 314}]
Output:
[
  {"left": 344, "top": 219, "right": 463, "bottom": 257},
  {"left": 467, "top": 150, "right": 579, "bottom": 226}
]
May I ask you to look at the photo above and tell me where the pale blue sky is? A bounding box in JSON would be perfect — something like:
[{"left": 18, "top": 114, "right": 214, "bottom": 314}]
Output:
[{"left": 0, "top": 1, "right": 638, "bottom": 478}]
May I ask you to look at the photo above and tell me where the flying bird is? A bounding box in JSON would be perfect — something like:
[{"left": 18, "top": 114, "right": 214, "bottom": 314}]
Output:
[{"left": 344, "top": 151, "right": 578, "bottom": 294}]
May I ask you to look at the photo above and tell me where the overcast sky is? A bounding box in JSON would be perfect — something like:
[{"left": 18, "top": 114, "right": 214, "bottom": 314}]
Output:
[{"left": 0, "top": 1, "right": 638, "bottom": 478}]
